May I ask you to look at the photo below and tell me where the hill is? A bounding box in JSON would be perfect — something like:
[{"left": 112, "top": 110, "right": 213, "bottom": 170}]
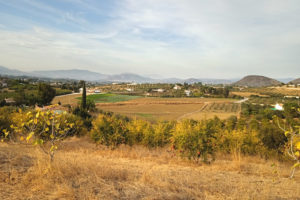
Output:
[
  {"left": 0, "top": 66, "right": 235, "bottom": 84},
  {"left": 289, "top": 78, "right": 300, "bottom": 85},
  {"left": 0, "top": 66, "right": 30, "bottom": 76},
  {"left": 109, "top": 73, "right": 153, "bottom": 83},
  {"left": 1, "top": 139, "right": 299, "bottom": 199},
  {"left": 233, "top": 75, "right": 282, "bottom": 87},
  {"left": 32, "top": 69, "right": 109, "bottom": 81}
]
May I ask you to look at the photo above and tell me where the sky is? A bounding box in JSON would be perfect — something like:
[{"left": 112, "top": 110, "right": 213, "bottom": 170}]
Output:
[{"left": 0, "top": 0, "right": 299, "bottom": 79}]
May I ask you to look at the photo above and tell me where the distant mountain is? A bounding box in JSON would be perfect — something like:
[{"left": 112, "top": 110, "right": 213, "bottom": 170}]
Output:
[
  {"left": 0, "top": 66, "right": 30, "bottom": 76},
  {"left": 155, "top": 77, "right": 183, "bottom": 83},
  {"left": 32, "top": 69, "right": 108, "bottom": 81},
  {"left": 289, "top": 78, "right": 300, "bottom": 85},
  {"left": 109, "top": 73, "right": 153, "bottom": 83},
  {"left": 1, "top": 65, "right": 288, "bottom": 86},
  {"left": 277, "top": 78, "right": 295, "bottom": 83},
  {"left": 233, "top": 75, "right": 282, "bottom": 87},
  {"left": 183, "top": 78, "right": 234, "bottom": 85}
]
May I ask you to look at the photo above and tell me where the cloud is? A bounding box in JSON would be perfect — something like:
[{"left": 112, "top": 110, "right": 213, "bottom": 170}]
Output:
[{"left": 0, "top": 0, "right": 299, "bottom": 78}]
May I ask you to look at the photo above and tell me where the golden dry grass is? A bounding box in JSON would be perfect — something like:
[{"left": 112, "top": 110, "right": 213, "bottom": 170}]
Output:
[
  {"left": 52, "top": 93, "right": 82, "bottom": 106},
  {"left": 231, "top": 91, "right": 269, "bottom": 97},
  {"left": 1, "top": 138, "right": 300, "bottom": 200}
]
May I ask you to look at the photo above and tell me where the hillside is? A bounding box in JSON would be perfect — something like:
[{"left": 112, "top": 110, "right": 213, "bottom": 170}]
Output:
[
  {"left": 32, "top": 69, "right": 109, "bottom": 81},
  {"left": 289, "top": 78, "right": 300, "bottom": 85},
  {"left": 0, "top": 66, "right": 234, "bottom": 84},
  {"left": 233, "top": 75, "right": 282, "bottom": 87},
  {"left": 0, "top": 138, "right": 299, "bottom": 199},
  {"left": 0, "top": 66, "right": 30, "bottom": 76}
]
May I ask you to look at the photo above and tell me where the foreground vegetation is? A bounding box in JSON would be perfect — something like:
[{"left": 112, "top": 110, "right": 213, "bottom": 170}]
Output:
[
  {"left": 0, "top": 78, "right": 300, "bottom": 199},
  {"left": 0, "top": 138, "right": 300, "bottom": 199}
]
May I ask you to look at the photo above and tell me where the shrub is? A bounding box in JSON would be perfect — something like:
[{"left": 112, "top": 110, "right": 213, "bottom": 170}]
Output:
[
  {"left": 171, "top": 120, "right": 217, "bottom": 162},
  {"left": 91, "top": 114, "right": 129, "bottom": 148},
  {"left": 9, "top": 108, "right": 84, "bottom": 161}
]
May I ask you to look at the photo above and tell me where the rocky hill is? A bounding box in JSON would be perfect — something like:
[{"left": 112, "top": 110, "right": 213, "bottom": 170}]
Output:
[
  {"left": 288, "top": 78, "right": 300, "bottom": 85},
  {"left": 233, "top": 75, "right": 282, "bottom": 87}
]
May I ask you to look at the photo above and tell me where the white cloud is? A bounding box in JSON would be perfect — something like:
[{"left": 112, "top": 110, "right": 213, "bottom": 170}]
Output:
[{"left": 0, "top": 0, "right": 299, "bottom": 78}]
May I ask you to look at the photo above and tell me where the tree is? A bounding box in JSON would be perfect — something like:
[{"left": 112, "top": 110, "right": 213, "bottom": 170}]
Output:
[
  {"left": 275, "top": 114, "right": 300, "bottom": 178},
  {"left": 81, "top": 81, "right": 86, "bottom": 109},
  {"left": 10, "top": 108, "right": 83, "bottom": 161},
  {"left": 37, "top": 83, "right": 56, "bottom": 106}
]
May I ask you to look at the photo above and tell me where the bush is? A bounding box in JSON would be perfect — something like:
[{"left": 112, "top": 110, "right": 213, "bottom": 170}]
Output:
[
  {"left": 172, "top": 120, "right": 217, "bottom": 162},
  {"left": 0, "top": 106, "right": 15, "bottom": 140},
  {"left": 91, "top": 114, "right": 129, "bottom": 148}
]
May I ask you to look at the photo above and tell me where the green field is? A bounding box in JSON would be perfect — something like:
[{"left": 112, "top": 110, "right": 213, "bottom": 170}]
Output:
[{"left": 78, "top": 93, "right": 141, "bottom": 103}]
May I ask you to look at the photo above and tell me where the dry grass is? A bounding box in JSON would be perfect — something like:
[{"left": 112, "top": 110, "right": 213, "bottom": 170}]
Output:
[
  {"left": 231, "top": 91, "right": 269, "bottom": 97},
  {"left": 52, "top": 94, "right": 82, "bottom": 106},
  {"left": 0, "top": 138, "right": 300, "bottom": 200}
]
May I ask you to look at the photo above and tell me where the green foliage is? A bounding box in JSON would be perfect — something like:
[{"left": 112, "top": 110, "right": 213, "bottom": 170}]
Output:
[
  {"left": 8, "top": 108, "right": 85, "bottom": 161},
  {"left": 81, "top": 81, "right": 87, "bottom": 109},
  {"left": 78, "top": 93, "right": 141, "bottom": 103},
  {"left": 0, "top": 107, "right": 14, "bottom": 140},
  {"left": 258, "top": 119, "right": 287, "bottom": 151},
  {"left": 91, "top": 114, "right": 129, "bottom": 148},
  {"left": 55, "top": 88, "right": 72, "bottom": 96},
  {"left": 171, "top": 119, "right": 217, "bottom": 162},
  {"left": 37, "top": 83, "right": 56, "bottom": 106}
]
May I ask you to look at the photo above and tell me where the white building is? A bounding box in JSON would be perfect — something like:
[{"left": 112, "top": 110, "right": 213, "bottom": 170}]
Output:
[
  {"left": 274, "top": 103, "right": 284, "bottom": 111},
  {"left": 153, "top": 89, "right": 164, "bottom": 93},
  {"left": 1, "top": 82, "right": 7, "bottom": 87},
  {"left": 173, "top": 85, "right": 181, "bottom": 90},
  {"left": 127, "top": 82, "right": 138, "bottom": 86},
  {"left": 184, "top": 90, "right": 191, "bottom": 96}
]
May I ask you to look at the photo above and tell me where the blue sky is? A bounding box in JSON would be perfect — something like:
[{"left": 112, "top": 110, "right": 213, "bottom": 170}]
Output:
[{"left": 0, "top": 0, "right": 299, "bottom": 79}]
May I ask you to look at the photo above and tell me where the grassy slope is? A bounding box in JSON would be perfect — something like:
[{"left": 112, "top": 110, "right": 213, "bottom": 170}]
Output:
[{"left": 0, "top": 138, "right": 299, "bottom": 200}]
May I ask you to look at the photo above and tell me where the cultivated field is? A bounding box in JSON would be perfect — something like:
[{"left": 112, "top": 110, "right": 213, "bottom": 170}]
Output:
[
  {"left": 0, "top": 138, "right": 299, "bottom": 200},
  {"left": 53, "top": 94, "right": 241, "bottom": 121},
  {"left": 52, "top": 93, "right": 82, "bottom": 105},
  {"left": 243, "top": 87, "right": 300, "bottom": 96},
  {"left": 231, "top": 91, "right": 269, "bottom": 97},
  {"left": 98, "top": 97, "right": 240, "bottom": 121}
]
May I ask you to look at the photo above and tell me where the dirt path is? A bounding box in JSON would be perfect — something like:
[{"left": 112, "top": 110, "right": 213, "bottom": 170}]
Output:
[{"left": 177, "top": 102, "right": 209, "bottom": 120}]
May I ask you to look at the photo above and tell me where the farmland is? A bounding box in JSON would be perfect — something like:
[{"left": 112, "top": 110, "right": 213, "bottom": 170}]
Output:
[
  {"left": 97, "top": 97, "right": 240, "bottom": 121},
  {"left": 80, "top": 93, "right": 141, "bottom": 103},
  {"left": 52, "top": 94, "right": 241, "bottom": 122}
]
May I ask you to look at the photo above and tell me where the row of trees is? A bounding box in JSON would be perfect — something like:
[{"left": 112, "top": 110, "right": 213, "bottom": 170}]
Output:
[{"left": 0, "top": 82, "right": 56, "bottom": 106}]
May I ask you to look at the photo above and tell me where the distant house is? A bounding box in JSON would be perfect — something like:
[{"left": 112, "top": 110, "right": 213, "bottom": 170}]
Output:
[
  {"left": 79, "top": 88, "right": 83, "bottom": 93},
  {"left": 284, "top": 96, "right": 299, "bottom": 99},
  {"left": 94, "top": 90, "right": 101, "bottom": 93},
  {"left": 153, "top": 89, "right": 164, "bottom": 93},
  {"left": 273, "top": 103, "right": 284, "bottom": 111},
  {"left": 173, "top": 85, "right": 181, "bottom": 90},
  {"left": 184, "top": 90, "right": 191, "bottom": 96},
  {"left": 126, "top": 88, "right": 134, "bottom": 92},
  {"left": 4, "top": 98, "right": 15, "bottom": 104},
  {"left": 0, "top": 82, "right": 7, "bottom": 88},
  {"left": 127, "top": 82, "right": 137, "bottom": 86}
]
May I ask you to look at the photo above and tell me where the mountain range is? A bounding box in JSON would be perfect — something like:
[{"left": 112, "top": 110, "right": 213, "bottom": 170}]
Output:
[
  {"left": 0, "top": 66, "right": 298, "bottom": 86},
  {"left": 0, "top": 66, "right": 236, "bottom": 84}
]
